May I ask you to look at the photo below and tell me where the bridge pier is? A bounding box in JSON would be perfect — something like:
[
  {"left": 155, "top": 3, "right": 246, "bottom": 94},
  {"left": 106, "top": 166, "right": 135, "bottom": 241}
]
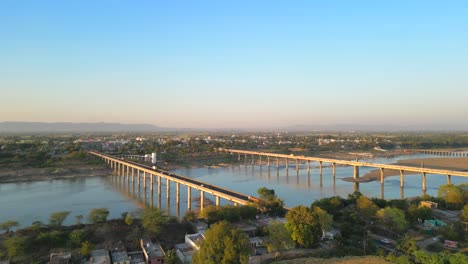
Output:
[
  {"left": 286, "top": 158, "right": 289, "bottom": 171},
  {"left": 276, "top": 158, "right": 279, "bottom": 168},
  {"left": 238, "top": 153, "right": 240, "bottom": 161},
  {"left": 200, "top": 191, "right": 205, "bottom": 210},
  {"left": 296, "top": 159, "right": 299, "bottom": 173},
  {"left": 267, "top": 157, "right": 270, "bottom": 167},
  {"left": 400, "top": 187, "right": 404, "bottom": 199},
  {"left": 421, "top": 172, "right": 427, "bottom": 192},
  {"left": 259, "top": 155, "right": 262, "bottom": 166},
  {"left": 150, "top": 174, "right": 154, "bottom": 191},
  {"left": 447, "top": 174, "right": 452, "bottom": 185},
  {"left": 187, "top": 186, "right": 192, "bottom": 210},
  {"left": 380, "top": 168, "right": 385, "bottom": 184},
  {"left": 400, "top": 170, "right": 404, "bottom": 188},
  {"left": 353, "top": 166, "right": 359, "bottom": 180},
  {"left": 307, "top": 160, "right": 310, "bottom": 173},
  {"left": 381, "top": 183, "right": 384, "bottom": 199},
  {"left": 137, "top": 170, "right": 141, "bottom": 187},
  {"left": 176, "top": 182, "right": 180, "bottom": 210},
  {"left": 251, "top": 155, "right": 254, "bottom": 165},
  {"left": 332, "top": 163, "right": 336, "bottom": 179},
  {"left": 216, "top": 196, "right": 220, "bottom": 206},
  {"left": 166, "top": 179, "right": 170, "bottom": 202},
  {"left": 143, "top": 172, "right": 147, "bottom": 189}
]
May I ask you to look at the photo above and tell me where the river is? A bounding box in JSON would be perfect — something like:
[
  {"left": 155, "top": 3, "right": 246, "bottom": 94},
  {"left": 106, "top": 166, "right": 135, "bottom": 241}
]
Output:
[{"left": 1, "top": 153, "right": 466, "bottom": 228}]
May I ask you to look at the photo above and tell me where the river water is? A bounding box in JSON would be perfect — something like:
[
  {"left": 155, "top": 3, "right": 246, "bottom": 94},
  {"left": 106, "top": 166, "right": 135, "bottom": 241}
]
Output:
[{"left": 1, "top": 153, "right": 466, "bottom": 228}]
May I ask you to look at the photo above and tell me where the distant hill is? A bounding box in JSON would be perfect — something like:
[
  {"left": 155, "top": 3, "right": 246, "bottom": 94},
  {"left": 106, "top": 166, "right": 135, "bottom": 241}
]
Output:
[{"left": 0, "top": 122, "right": 166, "bottom": 133}]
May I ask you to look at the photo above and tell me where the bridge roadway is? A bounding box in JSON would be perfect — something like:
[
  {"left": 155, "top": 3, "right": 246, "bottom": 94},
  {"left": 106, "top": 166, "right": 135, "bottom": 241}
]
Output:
[
  {"left": 222, "top": 148, "right": 468, "bottom": 191},
  {"left": 89, "top": 151, "right": 259, "bottom": 207}
]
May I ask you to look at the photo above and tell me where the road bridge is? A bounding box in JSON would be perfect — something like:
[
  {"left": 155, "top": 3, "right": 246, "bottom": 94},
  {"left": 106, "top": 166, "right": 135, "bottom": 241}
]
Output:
[
  {"left": 221, "top": 149, "right": 468, "bottom": 194},
  {"left": 89, "top": 151, "right": 259, "bottom": 215}
]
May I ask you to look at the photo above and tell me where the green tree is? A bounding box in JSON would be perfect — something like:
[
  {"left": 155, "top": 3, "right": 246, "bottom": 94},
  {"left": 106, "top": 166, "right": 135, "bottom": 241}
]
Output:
[
  {"left": 192, "top": 221, "right": 251, "bottom": 264},
  {"left": 124, "top": 213, "right": 134, "bottom": 226},
  {"left": 376, "top": 207, "right": 408, "bottom": 232},
  {"left": 49, "top": 211, "right": 70, "bottom": 226},
  {"left": 0, "top": 220, "right": 19, "bottom": 233},
  {"left": 80, "top": 241, "right": 94, "bottom": 257},
  {"left": 396, "top": 234, "right": 418, "bottom": 255},
  {"left": 312, "top": 206, "right": 333, "bottom": 232},
  {"left": 142, "top": 208, "right": 168, "bottom": 234},
  {"left": 407, "top": 204, "right": 432, "bottom": 223},
  {"left": 255, "top": 187, "right": 285, "bottom": 216},
  {"left": 263, "top": 221, "right": 294, "bottom": 253},
  {"left": 461, "top": 204, "right": 468, "bottom": 222},
  {"left": 69, "top": 229, "right": 88, "bottom": 247},
  {"left": 87, "top": 208, "right": 109, "bottom": 224},
  {"left": 164, "top": 249, "right": 178, "bottom": 264},
  {"left": 285, "top": 206, "right": 321, "bottom": 248},
  {"left": 438, "top": 184, "right": 464, "bottom": 206},
  {"left": 182, "top": 210, "right": 197, "bottom": 222},
  {"left": 257, "top": 187, "right": 276, "bottom": 200},
  {"left": 356, "top": 196, "right": 378, "bottom": 223},
  {"left": 3, "top": 236, "right": 28, "bottom": 259}
]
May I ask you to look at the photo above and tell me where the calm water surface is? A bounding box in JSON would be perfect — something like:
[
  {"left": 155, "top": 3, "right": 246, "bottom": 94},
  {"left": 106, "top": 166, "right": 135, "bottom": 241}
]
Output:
[{"left": 1, "top": 154, "right": 467, "bottom": 228}]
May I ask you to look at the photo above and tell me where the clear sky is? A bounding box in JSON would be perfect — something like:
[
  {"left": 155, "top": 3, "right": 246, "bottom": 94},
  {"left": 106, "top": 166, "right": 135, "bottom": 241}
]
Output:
[{"left": 1, "top": 1, "right": 467, "bottom": 129}]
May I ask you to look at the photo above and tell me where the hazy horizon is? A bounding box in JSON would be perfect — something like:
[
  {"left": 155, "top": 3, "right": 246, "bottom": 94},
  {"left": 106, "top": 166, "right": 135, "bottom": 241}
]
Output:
[{"left": 2, "top": 1, "right": 467, "bottom": 129}]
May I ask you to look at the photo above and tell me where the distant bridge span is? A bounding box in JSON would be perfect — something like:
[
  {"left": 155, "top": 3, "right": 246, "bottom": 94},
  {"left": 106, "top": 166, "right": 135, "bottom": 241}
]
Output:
[{"left": 221, "top": 149, "right": 468, "bottom": 192}]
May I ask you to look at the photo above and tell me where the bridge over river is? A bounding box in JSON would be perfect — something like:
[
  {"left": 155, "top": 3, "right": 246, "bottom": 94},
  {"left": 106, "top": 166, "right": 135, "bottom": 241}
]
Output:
[
  {"left": 221, "top": 149, "right": 468, "bottom": 193},
  {"left": 89, "top": 152, "right": 261, "bottom": 214}
]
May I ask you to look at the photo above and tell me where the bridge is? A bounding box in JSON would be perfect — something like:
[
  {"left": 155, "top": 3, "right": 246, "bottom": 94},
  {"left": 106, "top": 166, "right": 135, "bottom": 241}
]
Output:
[
  {"left": 220, "top": 149, "right": 468, "bottom": 193},
  {"left": 89, "top": 151, "right": 259, "bottom": 214}
]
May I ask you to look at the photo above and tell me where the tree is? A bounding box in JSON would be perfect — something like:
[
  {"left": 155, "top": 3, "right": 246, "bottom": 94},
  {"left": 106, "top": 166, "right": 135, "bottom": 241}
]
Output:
[
  {"left": 438, "top": 184, "right": 464, "bottom": 206},
  {"left": 257, "top": 187, "right": 276, "bottom": 200},
  {"left": 124, "top": 213, "right": 134, "bottom": 226},
  {"left": 142, "top": 208, "right": 168, "bottom": 234},
  {"left": 356, "top": 196, "right": 378, "bottom": 223},
  {"left": 182, "top": 210, "right": 197, "bottom": 222},
  {"left": 407, "top": 204, "right": 432, "bottom": 223},
  {"left": 0, "top": 220, "right": 19, "bottom": 233},
  {"left": 3, "top": 236, "right": 28, "bottom": 259},
  {"left": 49, "top": 211, "right": 70, "bottom": 226},
  {"left": 285, "top": 206, "right": 321, "bottom": 248},
  {"left": 87, "top": 208, "right": 109, "bottom": 224},
  {"left": 192, "top": 221, "right": 251, "bottom": 264},
  {"left": 69, "top": 229, "right": 88, "bottom": 247},
  {"left": 80, "top": 241, "right": 94, "bottom": 257},
  {"left": 396, "top": 234, "right": 418, "bottom": 255},
  {"left": 461, "top": 204, "right": 468, "bottom": 222},
  {"left": 255, "top": 187, "right": 285, "bottom": 216},
  {"left": 312, "top": 206, "right": 333, "bottom": 232},
  {"left": 164, "top": 249, "right": 178, "bottom": 264},
  {"left": 263, "top": 221, "right": 294, "bottom": 253},
  {"left": 376, "top": 207, "right": 408, "bottom": 232}
]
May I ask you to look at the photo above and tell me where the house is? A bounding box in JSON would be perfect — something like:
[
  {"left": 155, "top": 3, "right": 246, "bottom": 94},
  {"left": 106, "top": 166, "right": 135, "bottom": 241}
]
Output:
[
  {"left": 140, "top": 239, "right": 165, "bottom": 264},
  {"left": 89, "top": 249, "right": 111, "bottom": 264},
  {"left": 110, "top": 250, "right": 130, "bottom": 264},
  {"left": 49, "top": 252, "right": 71, "bottom": 264},
  {"left": 322, "top": 229, "right": 341, "bottom": 241},
  {"left": 175, "top": 242, "right": 195, "bottom": 264},
  {"left": 127, "top": 252, "right": 145, "bottom": 264},
  {"left": 175, "top": 233, "right": 205, "bottom": 264},
  {"left": 192, "top": 219, "right": 208, "bottom": 234},
  {"left": 424, "top": 219, "right": 447, "bottom": 230}
]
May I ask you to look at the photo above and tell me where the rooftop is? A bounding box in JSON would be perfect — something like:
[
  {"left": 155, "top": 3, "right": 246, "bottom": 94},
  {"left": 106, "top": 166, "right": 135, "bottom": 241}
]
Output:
[
  {"left": 90, "top": 249, "right": 111, "bottom": 264},
  {"left": 141, "top": 239, "right": 165, "bottom": 258},
  {"left": 111, "top": 251, "right": 129, "bottom": 262},
  {"left": 127, "top": 251, "right": 145, "bottom": 264},
  {"left": 175, "top": 243, "right": 196, "bottom": 256}
]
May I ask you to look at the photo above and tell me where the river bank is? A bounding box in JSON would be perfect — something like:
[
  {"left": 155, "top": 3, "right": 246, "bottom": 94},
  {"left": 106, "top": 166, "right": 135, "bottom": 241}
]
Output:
[{"left": 342, "top": 157, "right": 468, "bottom": 183}]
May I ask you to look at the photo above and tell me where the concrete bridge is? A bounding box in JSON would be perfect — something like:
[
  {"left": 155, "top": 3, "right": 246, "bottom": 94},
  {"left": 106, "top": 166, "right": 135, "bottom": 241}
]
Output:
[
  {"left": 220, "top": 149, "right": 468, "bottom": 194},
  {"left": 414, "top": 149, "right": 468, "bottom": 157},
  {"left": 89, "top": 151, "right": 259, "bottom": 214}
]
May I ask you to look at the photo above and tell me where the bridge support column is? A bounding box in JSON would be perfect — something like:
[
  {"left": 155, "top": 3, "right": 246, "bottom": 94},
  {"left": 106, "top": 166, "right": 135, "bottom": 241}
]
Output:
[
  {"left": 158, "top": 176, "right": 161, "bottom": 196},
  {"left": 166, "top": 179, "right": 170, "bottom": 201},
  {"left": 319, "top": 161, "right": 323, "bottom": 175},
  {"left": 137, "top": 170, "right": 140, "bottom": 187},
  {"left": 233, "top": 202, "right": 238, "bottom": 206},
  {"left": 200, "top": 191, "right": 205, "bottom": 210},
  {"left": 150, "top": 174, "right": 154, "bottom": 191},
  {"left": 353, "top": 166, "right": 359, "bottom": 180},
  {"left": 176, "top": 182, "right": 180, "bottom": 208},
  {"left": 332, "top": 163, "right": 336, "bottom": 179},
  {"left": 307, "top": 160, "right": 310, "bottom": 173},
  {"left": 421, "top": 172, "right": 427, "bottom": 192},
  {"left": 131, "top": 168, "right": 134, "bottom": 182},
  {"left": 238, "top": 153, "right": 240, "bottom": 161},
  {"left": 267, "top": 157, "right": 270, "bottom": 167},
  {"left": 447, "top": 175, "right": 452, "bottom": 185},
  {"left": 400, "top": 170, "right": 404, "bottom": 188},
  {"left": 187, "top": 186, "right": 192, "bottom": 210},
  {"left": 251, "top": 155, "right": 254, "bottom": 165},
  {"left": 259, "top": 156, "right": 262, "bottom": 166},
  {"left": 380, "top": 168, "right": 385, "bottom": 184},
  {"left": 276, "top": 158, "right": 279, "bottom": 168},
  {"left": 143, "top": 172, "right": 147, "bottom": 189},
  {"left": 216, "top": 196, "right": 220, "bottom": 206},
  {"left": 296, "top": 159, "right": 299, "bottom": 172},
  {"left": 286, "top": 159, "right": 289, "bottom": 171}
]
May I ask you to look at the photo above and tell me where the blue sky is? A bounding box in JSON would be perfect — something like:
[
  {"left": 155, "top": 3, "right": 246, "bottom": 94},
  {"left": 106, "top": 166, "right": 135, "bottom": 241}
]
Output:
[{"left": 1, "top": 1, "right": 467, "bottom": 129}]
